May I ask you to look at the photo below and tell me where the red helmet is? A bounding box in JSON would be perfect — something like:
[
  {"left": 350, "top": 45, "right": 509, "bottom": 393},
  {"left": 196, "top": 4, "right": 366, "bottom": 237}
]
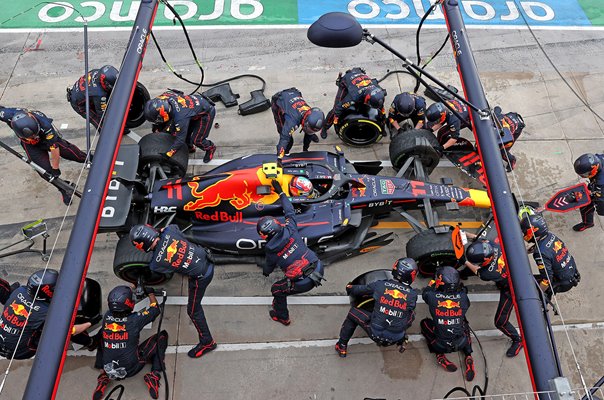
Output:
[{"left": 290, "top": 176, "right": 313, "bottom": 197}]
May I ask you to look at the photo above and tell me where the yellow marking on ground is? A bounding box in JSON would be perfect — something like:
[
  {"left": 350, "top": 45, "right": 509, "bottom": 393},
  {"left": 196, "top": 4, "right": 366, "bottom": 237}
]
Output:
[{"left": 373, "top": 221, "right": 484, "bottom": 229}]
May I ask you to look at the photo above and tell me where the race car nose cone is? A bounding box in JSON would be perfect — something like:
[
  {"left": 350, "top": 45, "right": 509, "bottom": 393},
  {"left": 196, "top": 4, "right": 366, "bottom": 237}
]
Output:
[{"left": 307, "top": 12, "right": 364, "bottom": 48}]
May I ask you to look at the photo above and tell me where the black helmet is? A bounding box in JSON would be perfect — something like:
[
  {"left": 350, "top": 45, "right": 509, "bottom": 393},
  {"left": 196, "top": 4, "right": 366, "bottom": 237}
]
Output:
[
  {"left": 107, "top": 285, "right": 135, "bottom": 313},
  {"left": 302, "top": 107, "right": 324, "bottom": 133},
  {"left": 11, "top": 111, "right": 40, "bottom": 143},
  {"left": 466, "top": 240, "right": 495, "bottom": 267},
  {"left": 395, "top": 93, "right": 415, "bottom": 117},
  {"left": 366, "top": 87, "right": 385, "bottom": 109},
  {"left": 434, "top": 266, "right": 460, "bottom": 292},
  {"left": 27, "top": 269, "right": 59, "bottom": 301},
  {"left": 144, "top": 98, "right": 172, "bottom": 124},
  {"left": 520, "top": 214, "right": 549, "bottom": 242},
  {"left": 257, "top": 216, "right": 282, "bottom": 239},
  {"left": 129, "top": 224, "right": 160, "bottom": 252},
  {"left": 573, "top": 153, "right": 601, "bottom": 178},
  {"left": 99, "top": 65, "right": 118, "bottom": 91},
  {"left": 392, "top": 257, "right": 418, "bottom": 284},
  {"left": 425, "top": 102, "right": 447, "bottom": 127}
]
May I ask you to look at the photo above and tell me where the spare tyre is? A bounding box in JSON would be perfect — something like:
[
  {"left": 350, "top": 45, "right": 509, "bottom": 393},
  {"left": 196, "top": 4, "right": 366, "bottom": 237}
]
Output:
[
  {"left": 348, "top": 269, "right": 391, "bottom": 310},
  {"left": 125, "top": 82, "right": 151, "bottom": 129},
  {"left": 389, "top": 129, "right": 440, "bottom": 177},
  {"left": 336, "top": 109, "right": 384, "bottom": 147},
  {"left": 113, "top": 235, "right": 173, "bottom": 286},
  {"left": 406, "top": 225, "right": 463, "bottom": 276},
  {"left": 138, "top": 132, "right": 189, "bottom": 177}
]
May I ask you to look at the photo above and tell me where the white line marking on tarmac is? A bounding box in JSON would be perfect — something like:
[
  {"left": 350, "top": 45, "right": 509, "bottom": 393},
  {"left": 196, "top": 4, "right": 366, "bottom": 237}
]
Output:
[
  {"left": 60, "top": 123, "right": 68, "bottom": 129},
  {"left": 163, "top": 293, "right": 500, "bottom": 306},
  {"left": 125, "top": 130, "right": 142, "bottom": 142},
  {"left": 60, "top": 321, "right": 604, "bottom": 357},
  {"left": 1, "top": 25, "right": 604, "bottom": 34}
]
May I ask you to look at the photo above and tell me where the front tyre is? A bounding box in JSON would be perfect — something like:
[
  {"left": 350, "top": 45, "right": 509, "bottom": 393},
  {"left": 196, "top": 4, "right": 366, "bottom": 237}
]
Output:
[{"left": 113, "top": 236, "right": 173, "bottom": 285}]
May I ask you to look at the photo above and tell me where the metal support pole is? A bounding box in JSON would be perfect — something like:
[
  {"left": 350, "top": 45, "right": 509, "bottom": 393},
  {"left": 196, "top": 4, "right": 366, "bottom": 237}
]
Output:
[
  {"left": 84, "top": 21, "right": 91, "bottom": 154},
  {"left": 440, "top": 0, "right": 561, "bottom": 397},
  {"left": 23, "top": 1, "right": 159, "bottom": 398}
]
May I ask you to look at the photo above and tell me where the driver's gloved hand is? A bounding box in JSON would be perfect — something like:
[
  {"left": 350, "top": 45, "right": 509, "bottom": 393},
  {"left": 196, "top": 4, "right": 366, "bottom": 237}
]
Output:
[{"left": 272, "top": 180, "right": 282, "bottom": 194}]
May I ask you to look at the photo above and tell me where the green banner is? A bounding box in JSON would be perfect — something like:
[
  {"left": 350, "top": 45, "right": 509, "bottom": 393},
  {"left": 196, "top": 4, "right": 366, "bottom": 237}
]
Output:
[{"left": 0, "top": 0, "right": 298, "bottom": 29}]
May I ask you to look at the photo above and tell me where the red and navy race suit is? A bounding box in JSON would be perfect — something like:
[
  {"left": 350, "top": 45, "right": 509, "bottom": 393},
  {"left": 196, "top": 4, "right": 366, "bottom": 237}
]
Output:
[
  {"left": 68, "top": 68, "right": 111, "bottom": 129},
  {"left": 0, "top": 287, "right": 48, "bottom": 359},
  {"left": 533, "top": 232, "right": 580, "bottom": 295},
  {"left": 150, "top": 225, "right": 214, "bottom": 345},
  {"left": 338, "top": 279, "right": 418, "bottom": 345},
  {"left": 94, "top": 303, "right": 168, "bottom": 379},
  {"left": 325, "top": 67, "right": 385, "bottom": 129},
  {"left": 263, "top": 192, "right": 324, "bottom": 320},
  {"left": 420, "top": 285, "right": 472, "bottom": 355},
  {"left": 153, "top": 91, "right": 216, "bottom": 153},
  {"left": 388, "top": 93, "right": 426, "bottom": 129},
  {"left": 579, "top": 154, "right": 604, "bottom": 225},
  {"left": 271, "top": 88, "right": 315, "bottom": 158},
  {"left": 495, "top": 110, "right": 525, "bottom": 169},
  {"left": 476, "top": 240, "right": 520, "bottom": 342},
  {"left": 436, "top": 99, "right": 471, "bottom": 145},
  {"left": 0, "top": 107, "right": 87, "bottom": 176}
]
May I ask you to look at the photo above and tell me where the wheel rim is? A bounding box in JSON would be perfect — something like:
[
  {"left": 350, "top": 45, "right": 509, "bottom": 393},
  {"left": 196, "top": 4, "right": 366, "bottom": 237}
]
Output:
[
  {"left": 338, "top": 119, "right": 382, "bottom": 146},
  {"left": 117, "top": 263, "right": 170, "bottom": 285}
]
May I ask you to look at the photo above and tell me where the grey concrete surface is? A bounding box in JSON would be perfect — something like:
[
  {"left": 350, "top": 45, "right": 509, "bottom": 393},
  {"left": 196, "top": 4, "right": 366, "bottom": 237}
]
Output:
[{"left": 0, "top": 24, "right": 603, "bottom": 400}]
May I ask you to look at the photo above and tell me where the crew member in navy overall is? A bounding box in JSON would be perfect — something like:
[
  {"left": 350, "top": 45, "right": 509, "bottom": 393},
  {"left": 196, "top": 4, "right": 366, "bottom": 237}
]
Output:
[
  {"left": 67, "top": 65, "right": 118, "bottom": 129},
  {"left": 258, "top": 180, "right": 324, "bottom": 325},
  {"left": 388, "top": 92, "right": 427, "bottom": 132},
  {"left": 0, "top": 106, "right": 87, "bottom": 205},
  {"left": 92, "top": 285, "right": 168, "bottom": 400},
  {"left": 271, "top": 88, "right": 324, "bottom": 159},
  {"left": 571, "top": 153, "right": 604, "bottom": 231},
  {"left": 425, "top": 100, "right": 471, "bottom": 150},
  {"left": 334, "top": 258, "right": 419, "bottom": 357},
  {"left": 420, "top": 266, "right": 475, "bottom": 381},
  {"left": 144, "top": 90, "right": 217, "bottom": 162},
  {"left": 129, "top": 224, "right": 216, "bottom": 359}
]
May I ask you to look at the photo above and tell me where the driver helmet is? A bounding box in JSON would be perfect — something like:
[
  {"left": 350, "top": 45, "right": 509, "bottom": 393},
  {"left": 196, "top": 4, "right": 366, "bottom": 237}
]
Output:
[
  {"left": 257, "top": 216, "right": 282, "bottom": 239},
  {"left": 573, "top": 153, "right": 601, "bottom": 179},
  {"left": 364, "top": 87, "right": 385, "bottom": 109},
  {"left": 466, "top": 240, "right": 495, "bottom": 267},
  {"left": 290, "top": 176, "right": 314, "bottom": 197},
  {"left": 434, "top": 266, "right": 460, "bottom": 292},
  {"left": 11, "top": 111, "right": 41, "bottom": 144},
  {"left": 99, "top": 65, "right": 118, "bottom": 91},
  {"left": 520, "top": 214, "right": 549, "bottom": 242},
  {"left": 107, "top": 285, "right": 135, "bottom": 313},
  {"left": 392, "top": 258, "right": 418, "bottom": 285},
  {"left": 129, "top": 224, "right": 160, "bottom": 252},
  {"left": 144, "top": 98, "right": 172, "bottom": 124},
  {"left": 27, "top": 269, "right": 59, "bottom": 301},
  {"left": 426, "top": 102, "right": 447, "bottom": 128},
  {"left": 302, "top": 107, "right": 325, "bottom": 134},
  {"left": 395, "top": 93, "right": 415, "bottom": 117}
]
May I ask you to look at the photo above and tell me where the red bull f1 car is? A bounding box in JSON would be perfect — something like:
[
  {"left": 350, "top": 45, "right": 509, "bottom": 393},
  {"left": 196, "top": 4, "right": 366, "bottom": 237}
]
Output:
[{"left": 100, "top": 133, "right": 491, "bottom": 284}]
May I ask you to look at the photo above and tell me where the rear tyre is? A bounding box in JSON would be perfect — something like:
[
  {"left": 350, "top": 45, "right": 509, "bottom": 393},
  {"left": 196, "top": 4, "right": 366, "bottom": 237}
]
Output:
[
  {"left": 389, "top": 129, "right": 440, "bottom": 176},
  {"left": 113, "top": 236, "right": 173, "bottom": 285},
  {"left": 406, "top": 226, "right": 457, "bottom": 277},
  {"left": 336, "top": 113, "right": 384, "bottom": 147},
  {"left": 138, "top": 132, "right": 189, "bottom": 177},
  {"left": 348, "top": 269, "right": 392, "bottom": 309},
  {"left": 125, "top": 82, "right": 151, "bottom": 129}
]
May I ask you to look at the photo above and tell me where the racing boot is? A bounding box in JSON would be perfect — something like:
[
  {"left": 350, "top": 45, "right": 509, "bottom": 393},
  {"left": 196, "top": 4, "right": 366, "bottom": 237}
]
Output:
[
  {"left": 188, "top": 340, "right": 217, "bottom": 359},
  {"left": 144, "top": 371, "right": 161, "bottom": 399},
  {"left": 334, "top": 341, "right": 347, "bottom": 358},
  {"left": 269, "top": 310, "right": 291, "bottom": 326},
  {"left": 572, "top": 222, "right": 594, "bottom": 231},
  {"left": 436, "top": 354, "right": 457, "bottom": 372},
  {"left": 464, "top": 355, "right": 475, "bottom": 381},
  {"left": 203, "top": 144, "right": 216, "bottom": 163},
  {"left": 92, "top": 372, "right": 110, "bottom": 400},
  {"left": 506, "top": 340, "right": 523, "bottom": 358}
]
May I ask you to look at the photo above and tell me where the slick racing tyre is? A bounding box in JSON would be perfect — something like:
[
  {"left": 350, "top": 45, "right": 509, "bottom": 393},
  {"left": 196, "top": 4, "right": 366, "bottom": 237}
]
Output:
[
  {"left": 389, "top": 129, "right": 440, "bottom": 177},
  {"left": 125, "top": 82, "right": 151, "bottom": 129},
  {"left": 75, "top": 278, "right": 102, "bottom": 325},
  {"left": 335, "top": 109, "right": 384, "bottom": 147},
  {"left": 138, "top": 132, "right": 189, "bottom": 177},
  {"left": 113, "top": 236, "right": 173, "bottom": 285},
  {"left": 348, "top": 269, "right": 392, "bottom": 310},
  {"left": 406, "top": 226, "right": 459, "bottom": 277}
]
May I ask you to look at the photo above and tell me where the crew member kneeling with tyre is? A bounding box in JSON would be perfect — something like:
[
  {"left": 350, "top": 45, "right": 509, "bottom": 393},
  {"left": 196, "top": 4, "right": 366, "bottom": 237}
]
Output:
[
  {"left": 334, "top": 258, "right": 419, "bottom": 358},
  {"left": 92, "top": 285, "right": 168, "bottom": 400},
  {"left": 130, "top": 224, "right": 216, "bottom": 359}
]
